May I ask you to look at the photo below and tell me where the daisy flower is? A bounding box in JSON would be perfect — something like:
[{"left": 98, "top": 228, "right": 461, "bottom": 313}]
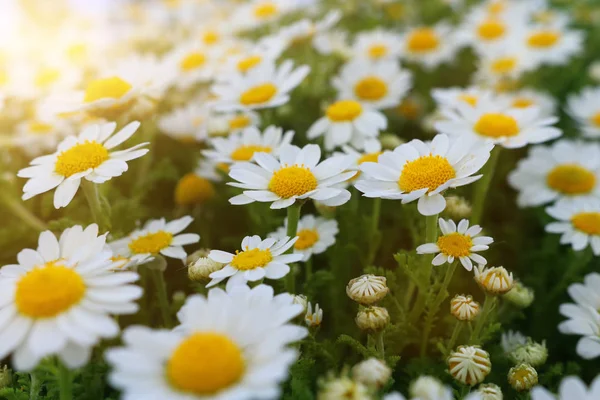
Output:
[
  {"left": 109, "top": 53, "right": 173, "bottom": 102},
  {"left": 110, "top": 216, "right": 200, "bottom": 265},
  {"left": 216, "top": 37, "right": 286, "bottom": 79},
  {"left": 502, "top": 89, "right": 557, "bottom": 117},
  {"left": 307, "top": 99, "right": 387, "bottom": 151},
  {"left": 508, "top": 140, "right": 600, "bottom": 207},
  {"left": 157, "top": 102, "right": 210, "bottom": 143},
  {"left": 340, "top": 139, "right": 384, "bottom": 185},
  {"left": 531, "top": 376, "right": 600, "bottom": 400},
  {"left": 270, "top": 214, "right": 339, "bottom": 261},
  {"left": 228, "top": 144, "right": 355, "bottom": 209},
  {"left": 417, "top": 218, "right": 493, "bottom": 271},
  {"left": 14, "top": 113, "right": 73, "bottom": 157},
  {"left": 350, "top": 28, "right": 403, "bottom": 61},
  {"left": 203, "top": 125, "right": 294, "bottom": 166},
  {"left": 432, "top": 86, "right": 500, "bottom": 110},
  {"left": 0, "top": 243, "right": 141, "bottom": 370},
  {"left": 229, "top": 0, "right": 302, "bottom": 32},
  {"left": 521, "top": 24, "right": 584, "bottom": 66},
  {"left": 355, "top": 134, "right": 492, "bottom": 216},
  {"left": 567, "top": 87, "right": 600, "bottom": 138},
  {"left": 206, "top": 235, "right": 303, "bottom": 289},
  {"left": 398, "top": 23, "right": 461, "bottom": 69},
  {"left": 11, "top": 60, "right": 82, "bottom": 100},
  {"left": 211, "top": 60, "right": 310, "bottom": 111},
  {"left": 277, "top": 10, "right": 341, "bottom": 50},
  {"left": 313, "top": 29, "right": 351, "bottom": 57},
  {"left": 165, "top": 42, "right": 217, "bottom": 90},
  {"left": 106, "top": 284, "right": 307, "bottom": 400},
  {"left": 474, "top": 45, "right": 539, "bottom": 84},
  {"left": 435, "top": 100, "right": 561, "bottom": 148},
  {"left": 546, "top": 199, "right": 600, "bottom": 255},
  {"left": 332, "top": 59, "right": 412, "bottom": 110},
  {"left": 558, "top": 272, "right": 600, "bottom": 359},
  {"left": 18, "top": 121, "right": 148, "bottom": 209},
  {"left": 207, "top": 110, "right": 261, "bottom": 137}
]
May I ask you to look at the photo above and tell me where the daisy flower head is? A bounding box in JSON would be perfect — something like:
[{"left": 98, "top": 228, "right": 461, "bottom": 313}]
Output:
[
  {"left": 18, "top": 121, "right": 148, "bottom": 209},
  {"left": 521, "top": 24, "right": 584, "bottom": 66},
  {"left": 474, "top": 44, "right": 539, "bottom": 85},
  {"left": 502, "top": 89, "right": 557, "bottom": 117},
  {"left": 211, "top": 59, "right": 310, "bottom": 111},
  {"left": 350, "top": 28, "right": 403, "bottom": 61},
  {"left": 14, "top": 112, "right": 73, "bottom": 157},
  {"left": 333, "top": 59, "right": 412, "bottom": 110},
  {"left": 531, "top": 376, "right": 600, "bottom": 400},
  {"left": 431, "top": 86, "right": 500, "bottom": 111},
  {"left": 270, "top": 214, "right": 339, "bottom": 261},
  {"left": 417, "top": 218, "right": 493, "bottom": 271},
  {"left": 398, "top": 23, "right": 461, "bottom": 69},
  {"left": 307, "top": 98, "right": 387, "bottom": 151},
  {"left": 157, "top": 102, "right": 210, "bottom": 144},
  {"left": 217, "top": 37, "right": 287, "bottom": 79},
  {"left": 165, "top": 42, "right": 217, "bottom": 90},
  {"left": 435, "top": 100, "right": 561, "bottom": 148},
  {"left": 313, "top": 29, "right": 351, "bottom": 57},
  {"left": 276, "top": 10, "right": 341, "bottom": 50},
  {"left": 0, "top": 239, "right": 141, "bottom": 370},
  {"left": 204, "top": 125, "right": 294, "bottom": 167},
  {"left": 229, "top": 0, "right": 302, "bottom": 32},
  {"left": 207, "top": 110, "right": 261, "bottom": 137},
  {"left": 12, "top": 59, "right": 82, "bottom": 100},
  {"left": 567, "top": 87, "right": 600, "bottom": 138},
  {"left": 228, "top": 144, "right": 356, "bottom": 209},
  {"left": 355, "top": 134, "right": 493, "bottom": 216},
  {"left": 110, "top": 216, "right": 200, "bottom": 266},
  {"left": 546, "top": 199, "right": 600, "bottom": 255},
  {"left": 109, "top": 53, "right": 173, "bottom": 103},
  {"left": 206, "top": 235, "right": 303, "bottom": 289},
  {"left": 106, "top": 284, "right": 307, "bottom": 400},
  {"left": 508, "top": 140, "right": 600, "bottom": 207}
]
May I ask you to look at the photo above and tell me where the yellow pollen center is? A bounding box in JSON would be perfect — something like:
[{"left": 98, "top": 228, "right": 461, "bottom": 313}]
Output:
[
  {"left": 240, "top": 83, "right": 277, "bottom": 106},
  {"left": 491, "top": 57, "right": 517, "bottom": 74},
  {"left": 35, "top": 68, "right": 61, "bottom": 88},
  {"left": 128, "top": 231, "right": 173, "bottom": 254},
  {"left": 406, "top": 28, "right": 439, "bottom": 52},
  {"left": 488, "top": 2, "right": 505, "bottom": 14},
  {"left": 459, "top": 94, "right": 478, "bottom": 106},
  {"left": 398, "top": 155, "right": 456, "bottom": 193},
  {"left": 67, "top": 43, "right": 87, "bottom": 62},
  {"left": 254, "top": 2, "right": 278, "bottom": 19},
  {"left": 84, "top": 76, "right": 132, "bottom": 103},
  {"left": 55, "top": 141, "right": 109, "bottom": 177},
  {"left": 180, "top": 52, "right": 206, "bottom": 71},
  {"left": 203, "top": 31, "right": 220, "bottom": 45},
  {"left": 268, "top": 165, "right": 318, "bottom": 198},
  {"left": 16, "top": 263, "right": 85, "bottom": 318},
  {"left": 547, "top": 164, "right": 596, "bottom": 194},
  {"left": 237, "top": 55, "right": 262, "bottom": 73},
  {"left": 295, "top": 229, "right": 320, "bottom": 250},
  {"left": 358, "top": 152, "right": 383, "bottom": 165},
  {"left": 167, "top": 333, "right": 245, "bottom": 395},
  {"left": 326, "top": 100, "right": 363, "bottom": 122},
  {"left": 175, "top": 173, "right": 215, "bottom": 206},
  {"left": 229, "top": 115, "right": 252, "bottom": 130},
  {"left": 437, "top": 232, "right": 473, "bottom": 257},
  {"left": 512, "top": 97, "right": 534, "bottom": 108},
  {"left": 354, "top": 76, "right": 388, "bottom": 101},
  {"left": 528, "top": 31, "right": 560, "bottom": 48},
  {"left": 571, "top": 212, "right": 600, "bottom": 235},
  {"left": 477, "top": 20, "right": 506, "bottom": 40},
  {"left": 590, "top": 112, "right": 600, "bottom": 127},
  {"left": 474, "top": 113, "right": 519, "bottom": 138},
  {"left": 231, "top": 145, "right": 272, "bottom": 161},
  {"left": 231, "top": 248, "right": 273, "bottom": 270},
  {"left": 29, "top": 121, "right": 53, "bottom": 134},
  {"left": 368, "top": 44, "right": 388, "bottom": 59}
]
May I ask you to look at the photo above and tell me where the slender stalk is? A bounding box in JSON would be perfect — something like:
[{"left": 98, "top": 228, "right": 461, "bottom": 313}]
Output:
[
  {"left": 376, "top": 331, "right": 385, "bottom": 359},
  {"left": 134, "top": 122, "right": 158, "bottom": 191},
  {"left": 305, "top": 257, "right": 313, "bottom": 281},
  {"left": 57, "top": 361, "right": 72, "bottom": 400},
  {"left": 0, "top": 192, "right": 47, "bottom": 232},
  {"left": 471, "top": 147, "right": 501, "bottom": 225},
  {"left": 409, "top": 214, "right": 439, "bottom": 322},
  {"left": 446, "top": 321, "right": 463, "bottom": 355},
  {"left": 470, "top": 295, "right": 497, "bottom": 344},
  {"left": 30, "top": 371, "right": 41, "bottom": 400},
  {"left": 151, "top": 268, "right": 174, "bottom": 328},
  {"left": 367, "top": 198, "right": 382, "bottom": 266},
  {"left": 285, "top": 203, "right": 301, "bottom": 293},
  {"left": 82, "top": 180, "right": 108, "bottom": 230}
]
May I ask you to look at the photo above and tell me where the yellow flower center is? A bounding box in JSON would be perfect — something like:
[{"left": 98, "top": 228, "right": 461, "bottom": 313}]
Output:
[
  {"left": 254, "top": 2, "right": 278, "bottom": 19},
  {"left": 487, "top": 2, "right": 505, "bottom": 14},
  {"left": 29, "top": 121, "right": 53, "bottom": 134},
  {"left": 358, "top": 152, "right": 383, "bottom": 164},
  {"left": 326, "top": 100, "right": 363, "bottom": 122},
  {"left": 16, "top": 263, "right": 85, "bottom": 318},
  {"left": 55, "top": 141, "right": 109, "bottom": 177},
  {"left": 240, "top": 83, "right": 277, "bottom": 106},
  {"left": 167, "top": 333, "right": 245, "bottom": 395},
  {"left": 458, "top": 94, "right": 478, "bottom": 106},
  {"left": 84, "top": 76, "right": 132, "bottom": 103},
  {"left": 128, "top": 231, "right": 173, "bottom": 254},
  {"left": 354, "top": 76, "right": 388, "bottom": 101},
  {"left": 491, "top": 57, "right": 517, "bottom": 74},
  {"left": 368, "top": 44, "right": 388, "bottom": 59},
  {"left": 66, "top": 43, "right": 87, "bottom": 62},
  {"left": 546, "top": 164, "right": 596, "bottom": 194},
  {"left": 180, "top": 52, "right": 206, "bottom": 72},
  {"left": 477, "top": 20, "right": 505, "bottom": 40},
  {"left": 229, "top": 115, "right": 252, "bottom": 130},
  {"left": 203, "top": 31, "right": 220, "bottom": 45},
  {"left": 590, "top": 112, "right": 600, "bottom": 127},
  {"left": 406, "top": 28, "right": 439, "bottom": 52},
  {"left": 474, "top": 113, "right": 519, "bottom": 138},
  {"left": 231, "top": 248, "right": 273, "bottom": 270},
  {"left": 528, "top": 31, "right": 560, "bottom": 48},
  {"left": 571, "top": 212, "right": 600, "bottom": 235},
  {"left": 512, "top": 97, "right": 534, "bottom": 108},
  {"left": 231, "top": 145, "right": 272, "bottom": 161},
  {"left": 437, "top": 232, "right": 473, "bottom": 257},
  {"left": 35, "top": 68, "right": 61, "bottom": 88},
  {"left": 175, "top": 173, "right": 215, "bottom": 206},
  {"left": 268, "top": 165, "right": 318, "bottom": 198},
  {"left": 398, "top": 155, "right": 456, "bottom": 193},
  {"left": 237, "top": 55, "right": 262, "bottom": 73},
  {"left": 295, "top": 229, "right": 320, "bottom": 250}
]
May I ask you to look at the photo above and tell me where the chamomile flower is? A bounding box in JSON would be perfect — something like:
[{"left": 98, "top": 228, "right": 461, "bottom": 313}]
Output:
[
  {"left": 277, "top": 10, "right": 341, "bottom": 50},
  {"left": 106, "top": 284, "right": 307, "bottom": 400},
  {"left": 432, "top": 86, "right": 499, "bottom": 110},
  {"left": 18, "top": 121, "right": 148, "bottom": 209},
  {"left": 157, "top": 102, "right": 210, "bottom": 143},
  {"left": 398, "top": 23, "right": 461, "bottom": 69},
  {"left": 356, "top": 134, "right": 492, "bottom": 216},
  {"left": 212, "top": 60, "right": 310, "bottom": 111},
  {"left": 228, "top": 144, "right": 355, "bottom": 209},
  {"left": 208, "top": 110, "right": 261, "bottom": 137},
  {"left": 229, "top": 0, "right": 302, "bottom": 32},
  {"left": 0, "top": 243, "right": 141, "bottom": 370},
  {"left": 11, "top": 60, "right": 82, "bottom": 100},
  {"left": 546, "top": 199, "right": 600, "bottom": 255},
  {"left": 204, "top": 125, "right": 294, "bottom": 166},
  {"left": 109, "top": 53, "right": 172, "bottom": 102},
  {"left": 566, "top": 87, "right": 600, "bottom": 138},
  {"left": 521, "top": 24, "right": 584, "bottom": 66},
  {"left": 307, "top": 99, "right": 387, "bottom": 150},
  {"left": 502, "top": 89, "right": 557, "bottom": 117},
  {"left": 333, "top": 59, "right": 412, "bottom": 110},
  {"left": 435, "top": 101, "right": 561, "bottom": 148},
  {"left": 14, "top": 114, "right": 73, "bottom": 156},
  {"left": 110, "top": 216, "right": 200, "bottom": 265},
  {"left": 350, "top": 29, "right": 403, "bottom": 61},
  {"left": 206, "top": 235, "right": 303, "bottom": 289},
  {"left": 474, "top": 45, "right": 538, "bottom": 84},
  {"left": 508, "top": 140, "right": 600, "bottom": 207},
  {"left": 165, "top": 42, "right": 217, "bottom": 89},
  {"left": 217, "top": 38, "right": 286, "bottom": 78},
  {"left": 417, "top": 218, "right": 493, "bottom": 271},
  {"left": 270, "top": 215, "right": 339, "bottom": 261},
  {"left": 531, "top": 376, "right": 600, "bottom": 400}
]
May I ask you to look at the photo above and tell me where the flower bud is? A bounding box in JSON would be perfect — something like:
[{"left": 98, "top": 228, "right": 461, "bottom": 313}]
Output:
[
  {"left": 474, "top": 265, "right": 514, "bottom": 295},
  {"left": 188, "top": 255, "right": 225, "bottom": 281},
  {"left": 508, "top": 363, "right": 538, "bottom": 392},
  {"left": 305, "top": 302, "right": 323, "bottom": 327},
  {"left": 317, "top": 376, "right": 370, "bottom": 400},
  {"left": 292, "top": 294, "right": 308, "bottom": 313},
  {"left": 509, "top": 340, "right": 548, "bottom": 367},
  {"left": 444, "top": 196, "right": 472, "bottom": 219},
  {"left": 503, "top": 281, "right": 534, "bottom": 308},
  {"left": 355, "top": 306, "right": 389, "bottom": 332},
  {"left": 447, "top": 345, "right": 491, "bottom": 385},
  {"left": 347, "top": 275, "right": 389, "bottom": 305},
  {"left": 379, "top": 133, "right": 405, "bottom": 150},
  {"left": 352, "top": 358, "right": 391, "bottom": 387},
  {"left": 477, "top": 383, "right": 503, "bottom": 400},
  {"left": 410, "top": 375, "right": 452, "bottom": 399},
  {"left": 450, "top": 294, "right": 480, "bottom": 321},
  {"left": 186, "top": 248, "right": 210, "bottom": 266}
]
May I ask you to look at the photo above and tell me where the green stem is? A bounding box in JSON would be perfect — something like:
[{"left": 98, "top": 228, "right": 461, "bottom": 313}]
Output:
[
  {"left": 151, "top": 268, "right": 174, "bottom": 328},
  {"left": 305, "top": 257, "right": 313, "bottom": 281},
  {"left": 471, "top": 146, "right": 501, "bottom": 225},
  {"left": 470, "top": 295, "right": 497, "bottom": 344},
  {"left": 285, "top": 203, "right": 302, "bottom": 293},
  {"left": 409, "top": 214, "right": 439, "bottom": 322},
  {"left": 0, "top": 192, "right": 47, "bottom": 232},
  {"left": 376, "top": 331, "right": 385, "bottom": 359},
  {"left": 30, "top": 371, "right": 41, "bottom": 400},
  {"left": 134, "top": 123, "right": 158, "bottom": 191},
  {"left": 82, "top": 180, "right": 108, "bottom": 230},
  {"left": 446, "top": 321, "right": 463, "bottom": 355},
  {"left": 57, "top": 361, "right": 72, "bottom": 400},
  {"left": 367, "top": 198, "right": 382, "bottom": 266}
]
